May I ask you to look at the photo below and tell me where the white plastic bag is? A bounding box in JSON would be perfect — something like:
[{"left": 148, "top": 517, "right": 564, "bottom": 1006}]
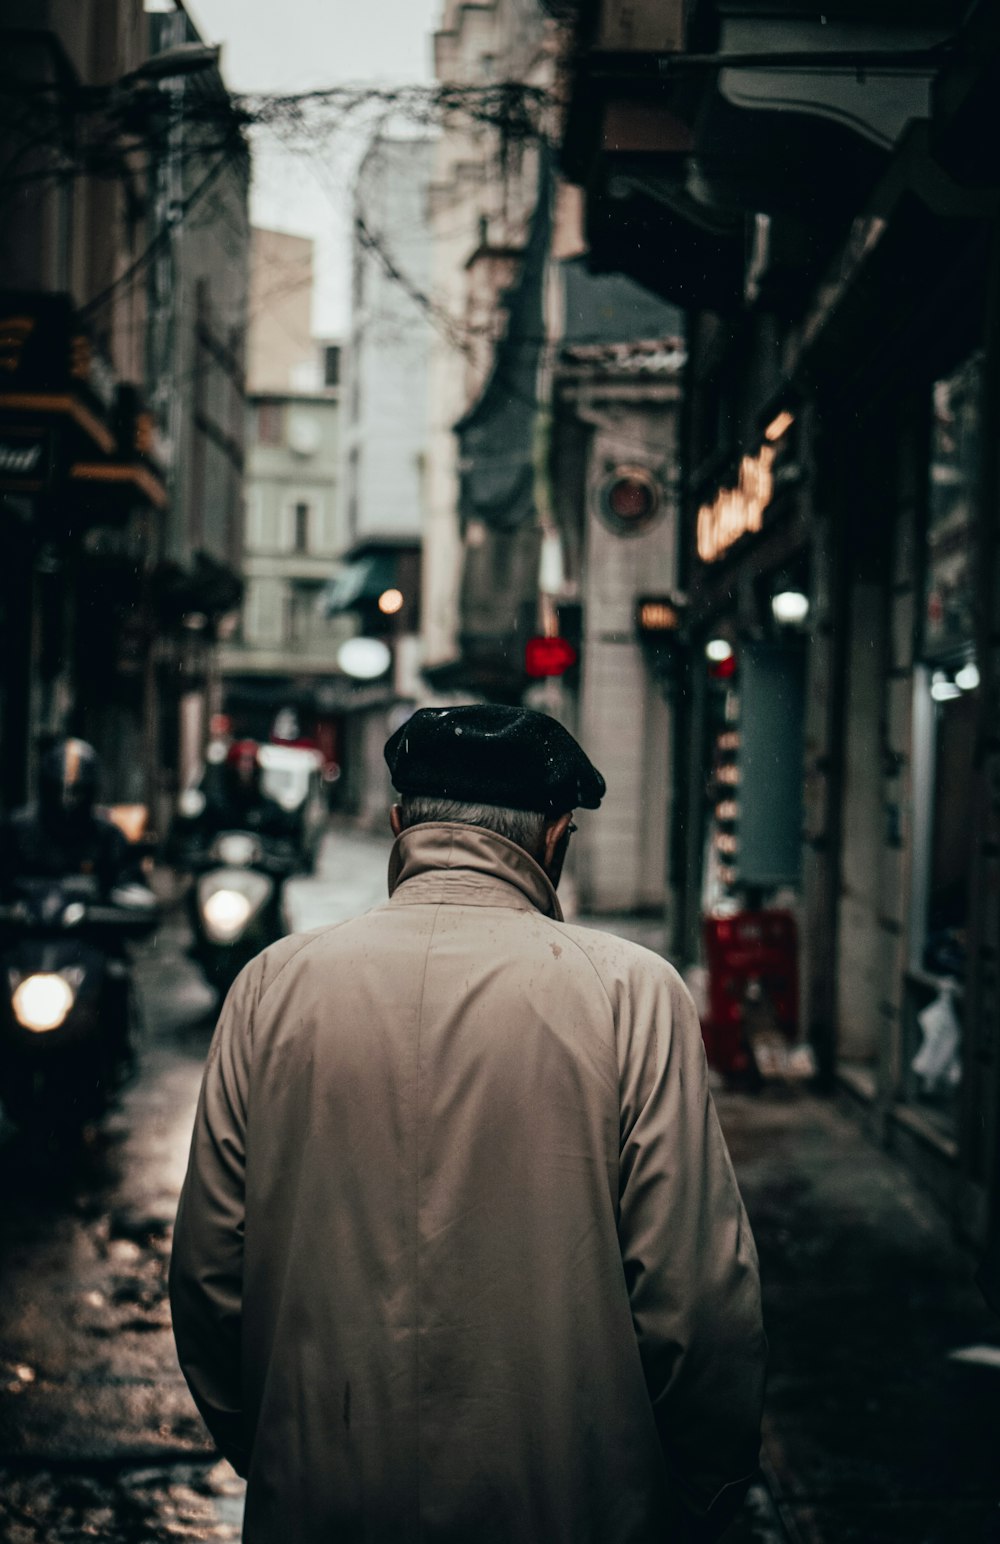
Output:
[{"left": 912, "top": 982, "right": 962, "bottom": 1096}]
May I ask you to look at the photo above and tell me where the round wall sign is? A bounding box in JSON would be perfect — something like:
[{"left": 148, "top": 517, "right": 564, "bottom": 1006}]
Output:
[{"left": 597, "top": 465, "right": 662, "bottom": 535}]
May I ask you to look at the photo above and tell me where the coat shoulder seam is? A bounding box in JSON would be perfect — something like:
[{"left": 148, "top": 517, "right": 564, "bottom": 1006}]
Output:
[
  {"left": 537, "top": 915, "right": 617, "bottom": 1023},
  {"left": 255, "top": 922, "right": 353, "bottom": 1008}
]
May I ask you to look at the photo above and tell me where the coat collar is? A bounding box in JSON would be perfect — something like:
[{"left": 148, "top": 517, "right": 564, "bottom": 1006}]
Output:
[{"left": 387, "top": 822, "right": 564, "bottom": 921}]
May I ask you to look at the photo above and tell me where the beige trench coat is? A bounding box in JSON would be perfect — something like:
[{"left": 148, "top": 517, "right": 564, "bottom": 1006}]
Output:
[{"left": 170, "top": 823, "right": 766, "bottom": 1543}]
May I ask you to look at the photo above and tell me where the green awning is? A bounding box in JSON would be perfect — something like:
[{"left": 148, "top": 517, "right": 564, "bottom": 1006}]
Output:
[{"left": 320, "top": 552, "right": 397, "bottom": 616}]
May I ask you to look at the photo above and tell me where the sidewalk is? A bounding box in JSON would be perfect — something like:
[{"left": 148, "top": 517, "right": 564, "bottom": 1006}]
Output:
[
  {"left": 711, "top": 1088, "right": 1000, "bottom": 1543},
  {"left": 579, "top": 911, "right": 1000, "bottom": 1543}
]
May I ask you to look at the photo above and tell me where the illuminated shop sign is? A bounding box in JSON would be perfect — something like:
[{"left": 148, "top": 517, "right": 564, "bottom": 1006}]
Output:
[
  {"left": 696, "top": 412, "right": 793, "bottom": 565},
  {"left": 0, "top": 428, "right": 52, "bottom": 492},
  {"left": 636, "top": 597, "right": 681, "bottom": 633},
  {"left": 697, "top": 443, "right": 775, "bottom": 564}
]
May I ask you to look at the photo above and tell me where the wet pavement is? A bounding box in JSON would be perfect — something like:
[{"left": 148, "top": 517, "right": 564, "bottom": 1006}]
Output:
[
  {"left": 719, "top": 1090, "right": 1000, "bottom": 1544},
  {"left": 0, "top": 826, "right": 392, "bottom": 1541},
  {"left": 0, "top": 823, "right": 997, "bottom": 1541}
]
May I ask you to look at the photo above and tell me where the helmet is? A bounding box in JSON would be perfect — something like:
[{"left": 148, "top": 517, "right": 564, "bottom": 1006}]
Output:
[{"left": 39, "top": 738, "right": 100, "bottom": 823}]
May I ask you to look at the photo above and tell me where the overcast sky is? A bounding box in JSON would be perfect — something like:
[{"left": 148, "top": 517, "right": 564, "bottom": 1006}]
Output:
[{"left": 188, "top": 0, "right": 442, "bottom": 334}]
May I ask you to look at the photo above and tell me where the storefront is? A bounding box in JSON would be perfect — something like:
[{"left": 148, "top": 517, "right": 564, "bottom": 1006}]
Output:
[
  {"left": 901, "top": 352, "right": 982, "bottom": 1144},
  {"left": 827, "top": 280, "right": 998, "bottom": 1243},
  {"left": 0, "top": 291, "right": 167, "bottom": 814},
  {"left": 677, "top": 406, "right": 815, "bottom": 1072}
]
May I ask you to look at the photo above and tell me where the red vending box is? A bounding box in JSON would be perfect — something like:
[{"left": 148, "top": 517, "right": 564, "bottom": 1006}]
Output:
[{"left": 701, "top": 910, "right": 798, "bottom": 1076}]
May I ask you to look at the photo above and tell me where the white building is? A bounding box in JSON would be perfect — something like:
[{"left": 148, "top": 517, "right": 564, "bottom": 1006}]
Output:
[
  {"left": 217, "top": 230, "right": 350, "bottom": 750},
  {"left": 217, "top": 359, "right": 350, "bottom": 745},
  {"left": 340, "top": 136, "right": 436, "bottom": 555},
  {"left": 325, "top": 136, "right": 436, "bottom": 823}
]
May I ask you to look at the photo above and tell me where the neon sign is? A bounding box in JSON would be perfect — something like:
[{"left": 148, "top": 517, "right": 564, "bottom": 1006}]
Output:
[{"left": 696, "top": 443, "right": 776, "bottom": 564}]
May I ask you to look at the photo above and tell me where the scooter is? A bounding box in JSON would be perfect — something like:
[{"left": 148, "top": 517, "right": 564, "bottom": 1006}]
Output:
[
  {"left": 187, "top": 829, "right": 296, "bottom": 993},
  {"left": 0, "top": 875, "right": 158, "bottom": 1132}
]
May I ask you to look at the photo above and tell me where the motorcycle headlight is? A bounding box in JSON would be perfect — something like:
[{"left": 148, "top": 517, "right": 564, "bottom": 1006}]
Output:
[
  {"left": 197, "top": 869, "right": 270, "bottom": 943},
  {"left": 179, "top": 787, "right": 206, "bottom": 819},
  {"left": 214, "top": 833, "right": 261, "bottom": 867},
  {"left": 202, "top": 888, "right": 252, "bottom": 939},
  {"left": 12, "top": 973, "right": 76, "bottom": 1033}
]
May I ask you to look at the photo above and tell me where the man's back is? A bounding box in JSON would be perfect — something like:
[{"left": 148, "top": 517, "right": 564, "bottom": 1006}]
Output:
[{"left": 171, "top": 824, "right": 765, "bottom": 1543}]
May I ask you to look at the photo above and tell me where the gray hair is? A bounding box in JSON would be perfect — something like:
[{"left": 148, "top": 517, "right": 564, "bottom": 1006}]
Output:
[{"left": 398, "top": 795, "right": 547, "bottom": 857}]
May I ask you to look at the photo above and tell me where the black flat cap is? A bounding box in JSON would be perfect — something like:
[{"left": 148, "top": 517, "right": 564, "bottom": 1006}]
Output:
[{"left": 384, "top": 705, "right": 605, "bottom": 815}]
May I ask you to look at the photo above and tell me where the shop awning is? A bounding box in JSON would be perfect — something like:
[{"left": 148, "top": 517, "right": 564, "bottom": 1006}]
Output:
[{"left": 320, "top": 551, "right": 398, "bottom": 616}]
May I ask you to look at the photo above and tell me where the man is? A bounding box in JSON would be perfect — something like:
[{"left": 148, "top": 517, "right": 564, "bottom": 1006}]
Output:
[
  {"left": 170, "top": 705, "right": 766, "bottom": 1543},
  {"left": 206, "top": 740, "right": 291, "bottom": 841},
  {"left": 0, "top": 738, "right": 138, "bottom": 895}
]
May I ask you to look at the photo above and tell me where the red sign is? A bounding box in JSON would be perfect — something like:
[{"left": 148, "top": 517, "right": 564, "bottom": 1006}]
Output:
[
  {"left": 525, "top": 636, "right": 577, "bottom": 678},
  {"left": 701, "top": 909, "right": 798, "bottom": 1075}
]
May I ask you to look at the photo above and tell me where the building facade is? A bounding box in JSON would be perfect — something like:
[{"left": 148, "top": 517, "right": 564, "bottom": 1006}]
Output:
[
  {"left": 0, "top": 0, "right": 249, "bottom": 833},
  {"left": 218, "top": 228, "right": 348, "bottom": 770},
  {"left": 327, "top": 136, "right": 435, "bottom": 824},
  {"left": 548, "top": 282, "right": 685, "bottom": 914},
  {"left": 553, "top": 0, "right": 1000, "bottom": 1253},
  {"left": 144, "top": 2, "right": 249, "bottom": 812},
  {"left": 421, "top": 0, "right": 688, "bottom": 918},
  {"left": 246, "top": 227, "right": 316, "bottom": 395},
  {"left": 422, "top": 0, "right": 558, "bottom": 675}
]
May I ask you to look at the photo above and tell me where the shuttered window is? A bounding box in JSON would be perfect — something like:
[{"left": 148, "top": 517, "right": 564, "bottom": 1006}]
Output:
[
  {"left": 244, "top": 487, "right": 267, "bottom": 552},
  {"left": 244, "top": 578, "right": 287, "bottom": 645}
]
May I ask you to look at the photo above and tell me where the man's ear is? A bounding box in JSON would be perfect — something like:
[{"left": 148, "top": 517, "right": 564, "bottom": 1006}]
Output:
[
  {"left": 542, "top": 811, "right": 573, "bottom": 869},
  {"left": 390, "top": 804, "right": 404, "bottom": 838}
]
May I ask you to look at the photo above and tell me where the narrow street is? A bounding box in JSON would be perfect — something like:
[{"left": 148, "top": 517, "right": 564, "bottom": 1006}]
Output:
[
  {"left": 0, "top": 827, "right": 392, "bottom": 1542},
  {"left": 0, "top": 826, "right": 998, "bottom": 1541}
]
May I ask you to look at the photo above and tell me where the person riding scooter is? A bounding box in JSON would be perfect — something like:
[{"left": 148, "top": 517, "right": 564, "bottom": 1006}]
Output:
[
  {"left": 183, "top": 739, "right": 295, "bottom": 847},
  {"left": 0, "top": 739, "right": 157, "bottom": 1125},
  {"left": 0, "top": 739, "right": 142, "bottom": 897}
]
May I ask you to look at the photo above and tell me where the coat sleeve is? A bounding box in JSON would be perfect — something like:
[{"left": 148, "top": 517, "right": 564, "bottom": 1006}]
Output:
[
  {"left": 169, "top": 964, "right": 257, "bottom": 1476},
  {"left": 616, "top": 963, "right": 767, "bottom": 1539}
]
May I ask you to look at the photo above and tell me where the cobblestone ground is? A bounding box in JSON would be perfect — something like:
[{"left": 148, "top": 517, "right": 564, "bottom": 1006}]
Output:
[{"left": 0, "top": 826, "right": 392, "bottom": 1542}]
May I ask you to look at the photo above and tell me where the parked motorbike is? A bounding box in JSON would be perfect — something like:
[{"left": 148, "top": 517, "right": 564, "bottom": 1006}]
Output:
[
  {"left": 187, "top": 829, "right": 296, "bottom": 993},
  {"left": 0, "top": 875, "right": 157, "bottom": 1132}
]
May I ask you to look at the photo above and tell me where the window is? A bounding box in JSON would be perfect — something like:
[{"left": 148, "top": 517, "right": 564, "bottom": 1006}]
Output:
[
  {"left": 294, "top": 500, "right": 310, "bottom": 554},
  {"left": 256, "top": 400, "right": 285, "bottom": 446},
  {"left": 244, "top": 488, "right": 266, "bottom": 552},
  {"left": 347, "top": 448, "right": 360, "bottom": 541},
  {"left": 324, "top": 345, "right": 341, "bottom": 387},
  {"left": 244, "top": 578, "right": 287, "bottom": 646},
  {"left": 352, "top": 240, "right": 365, "bottom": 310},
  {"left": 288, "top": 580, "right": 325, "bottom": 646},
  {"left": 350, "top": 349, "right": 362, "bottom": 423}
]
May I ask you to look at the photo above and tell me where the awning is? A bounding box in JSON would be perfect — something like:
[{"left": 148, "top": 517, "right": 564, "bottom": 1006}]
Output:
[
  {"left": 0, "top": 301, "right": 167, "bottom": 512},
  {"left": 320, "top": 551, "right": 397, "bottom": 616},
  {"left": 0, "top": 292, "right": 116, "bottom": 458}
]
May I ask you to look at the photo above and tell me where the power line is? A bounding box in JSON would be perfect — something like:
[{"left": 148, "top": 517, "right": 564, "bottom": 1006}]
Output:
[{"left": 79, "top": 126, "right": 244, "bottom": 322}]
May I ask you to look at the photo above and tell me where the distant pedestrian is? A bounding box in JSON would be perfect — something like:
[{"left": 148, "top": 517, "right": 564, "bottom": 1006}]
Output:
[{"left": 170, "top": 705, "right": 766, "bottom": 1543}]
